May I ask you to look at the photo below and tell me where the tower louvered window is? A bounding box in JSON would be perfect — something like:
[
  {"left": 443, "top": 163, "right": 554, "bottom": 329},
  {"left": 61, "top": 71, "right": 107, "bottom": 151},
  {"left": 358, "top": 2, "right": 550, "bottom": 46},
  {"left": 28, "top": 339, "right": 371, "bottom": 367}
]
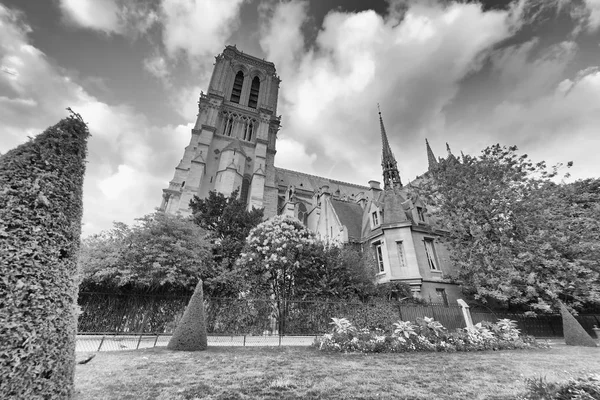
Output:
[
  {"left": 230, "top": 71, "right": 244, "bottom": 104},
  {"left": 248, "top": 76, "right": 260, "bottom": 108}
]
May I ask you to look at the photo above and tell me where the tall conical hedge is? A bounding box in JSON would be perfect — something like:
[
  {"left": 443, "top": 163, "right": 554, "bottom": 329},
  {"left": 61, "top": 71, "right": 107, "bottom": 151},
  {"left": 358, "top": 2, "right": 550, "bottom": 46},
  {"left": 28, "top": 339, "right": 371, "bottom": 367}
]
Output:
[
  {"left": 0, "top": 113, "right": 90, "bottom": 399},
  {"left": 559, "top": 302, "right": 598, "bottom": 347},
  {"left": 167, "top": 280, "right": 208, "bottom": 351}
]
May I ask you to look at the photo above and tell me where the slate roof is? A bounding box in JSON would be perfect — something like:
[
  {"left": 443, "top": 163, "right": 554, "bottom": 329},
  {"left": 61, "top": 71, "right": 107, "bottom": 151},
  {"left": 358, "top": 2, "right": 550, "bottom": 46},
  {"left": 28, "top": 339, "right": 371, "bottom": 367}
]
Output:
[
  {"left": 330, "top": 199, "right": 364, "bottom": 242},
  {"left": 275, "top": 167, "right": 369, "bottom": 198}
]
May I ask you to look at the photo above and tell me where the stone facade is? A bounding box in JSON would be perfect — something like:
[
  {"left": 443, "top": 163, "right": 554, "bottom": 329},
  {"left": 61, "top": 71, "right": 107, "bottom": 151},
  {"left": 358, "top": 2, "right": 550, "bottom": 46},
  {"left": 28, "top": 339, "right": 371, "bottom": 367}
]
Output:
[
  {"left": 161, "top": 45, "right": 281, "bottom": 215},
  {"left": 161, "top": 45, "right": 462, "bottom": 302}
]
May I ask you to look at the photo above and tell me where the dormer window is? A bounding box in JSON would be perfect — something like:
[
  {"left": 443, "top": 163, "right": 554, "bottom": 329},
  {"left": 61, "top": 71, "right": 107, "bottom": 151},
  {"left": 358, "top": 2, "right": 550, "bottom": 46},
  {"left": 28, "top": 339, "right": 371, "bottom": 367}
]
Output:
[
  {"left": 230, "top": 71, "right": 244, "bottom": 104},
  {"left": 372, "top": 211, "right": 379, "bottom": 227},
  {"left": 417, "top": 206, "right": 425, "bottom": 223},
  {"left": 248, "top": 76, "right": 260, "bottom": 108}
]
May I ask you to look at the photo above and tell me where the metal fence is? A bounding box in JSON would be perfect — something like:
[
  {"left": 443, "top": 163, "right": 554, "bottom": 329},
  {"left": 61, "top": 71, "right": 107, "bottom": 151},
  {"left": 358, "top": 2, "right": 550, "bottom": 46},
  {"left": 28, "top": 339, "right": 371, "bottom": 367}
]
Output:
[
  {"left": 75, "top": 333, "right": 318, "bottom": 352},
  {"left": 77, "top": 292, "right": 468, "bottom": 336},
  {"left": 471, "top": 311, "right": 600, "bottom": 338},
  {"left": 77, "top": 292, "right": 600, "bottom": 347}
]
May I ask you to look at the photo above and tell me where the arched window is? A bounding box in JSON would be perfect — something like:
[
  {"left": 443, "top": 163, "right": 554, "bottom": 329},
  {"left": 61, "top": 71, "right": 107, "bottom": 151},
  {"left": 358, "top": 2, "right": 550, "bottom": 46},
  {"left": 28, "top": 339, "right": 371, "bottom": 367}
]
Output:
[
  {"left": 243, "top": 120, "right": 254, "bottom": 141},
  {"left": 223, "top": 116, "right": 234, "bottom": 136},
  {"left": 297, "top": 203, "right": 308, "bottom": 226},
  {"left": 230, "top": 71, "right": 244, "bottom": 104},
  {"left": 248, "top": 76, "right": 260, "bottom": 108},
  {"left": 240, "top": 176, "right": 251, "bottom": 205}
]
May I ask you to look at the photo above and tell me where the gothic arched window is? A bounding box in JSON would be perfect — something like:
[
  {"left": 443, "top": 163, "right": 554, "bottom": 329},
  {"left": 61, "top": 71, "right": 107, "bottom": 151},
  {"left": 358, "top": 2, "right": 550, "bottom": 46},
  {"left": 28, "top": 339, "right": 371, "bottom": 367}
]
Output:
[
  {"left": 240, "top": 176, "right": 251, "bottom": 205},
  {"left": 230, "top": 71, "right": 244, "bottom": 104},
  {"left": 248, "top": 76, "right": 260, "bottom": 108},
  {"left": 243, "top": 120, "right": 254, "bottom": 141},
  {"left": 297, "top": 202, "right": 308, "bottom": 226},
  {"left": 223, "top": 116, "right": 234, "bottom": 136}
]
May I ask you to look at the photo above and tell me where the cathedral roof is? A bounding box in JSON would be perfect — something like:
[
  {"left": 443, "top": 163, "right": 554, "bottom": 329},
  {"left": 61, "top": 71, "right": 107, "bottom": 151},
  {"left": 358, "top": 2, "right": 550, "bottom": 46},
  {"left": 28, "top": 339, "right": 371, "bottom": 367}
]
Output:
[
  {"left": 330, "top": 199, "right": 364, "bottom": 242},
  {"left": 275, "top": 168, "right": 369, "bottom": 196}
]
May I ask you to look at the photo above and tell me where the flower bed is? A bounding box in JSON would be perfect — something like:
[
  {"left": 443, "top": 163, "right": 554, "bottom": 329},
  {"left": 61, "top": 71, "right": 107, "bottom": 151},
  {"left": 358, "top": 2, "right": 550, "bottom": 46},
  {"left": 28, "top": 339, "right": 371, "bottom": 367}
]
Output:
[{"left": 314, "top": 317, "right": 543, "bottom": 353}]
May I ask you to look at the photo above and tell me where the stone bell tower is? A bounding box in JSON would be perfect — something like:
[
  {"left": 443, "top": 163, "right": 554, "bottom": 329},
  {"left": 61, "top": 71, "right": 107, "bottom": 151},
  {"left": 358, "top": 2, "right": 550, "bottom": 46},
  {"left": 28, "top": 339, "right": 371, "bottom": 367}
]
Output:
[{"left": 160, "top": 45, "right": 281, "bottom": 217}]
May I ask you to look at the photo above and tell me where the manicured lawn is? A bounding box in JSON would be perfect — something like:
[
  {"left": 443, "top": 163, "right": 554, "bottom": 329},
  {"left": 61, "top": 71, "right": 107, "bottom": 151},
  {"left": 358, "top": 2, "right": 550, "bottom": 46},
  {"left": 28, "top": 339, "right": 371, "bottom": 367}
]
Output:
[{"left": 74, "top": 344, "right": 600, "bottom": 400}]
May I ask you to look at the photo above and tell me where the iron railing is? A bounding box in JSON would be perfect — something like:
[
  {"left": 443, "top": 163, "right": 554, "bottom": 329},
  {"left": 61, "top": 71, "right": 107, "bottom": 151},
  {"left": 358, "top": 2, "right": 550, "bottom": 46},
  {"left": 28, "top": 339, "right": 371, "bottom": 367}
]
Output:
[{"left": 77, "top": 292, "right": 600, "bottom": 338}]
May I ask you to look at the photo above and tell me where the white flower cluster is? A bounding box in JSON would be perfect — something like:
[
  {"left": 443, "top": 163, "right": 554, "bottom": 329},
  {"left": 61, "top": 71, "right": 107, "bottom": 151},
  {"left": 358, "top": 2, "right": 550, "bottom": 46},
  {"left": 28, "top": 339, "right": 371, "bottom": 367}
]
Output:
[{"left": 238, "top": 215, "right": 317, "bottom": 270}]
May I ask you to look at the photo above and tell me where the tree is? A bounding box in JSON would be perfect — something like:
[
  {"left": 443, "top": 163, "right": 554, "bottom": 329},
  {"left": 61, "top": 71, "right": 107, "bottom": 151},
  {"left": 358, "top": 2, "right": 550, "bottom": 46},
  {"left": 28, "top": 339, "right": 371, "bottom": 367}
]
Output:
[
  {"left": 295, "top": 244, "right": 378, "bottom": 301},
  {"left": 419, "top": 144, "right": 600, "bottom": 312},
  {"left": 79, "top": 211, "right": 212, "bottom": 294},
  {"left": 189, "top": 190, "right": 263, "bottom": 297},
  {"left": 1, "top": 114, "right": 89, "bottom": 399},
  {"left": 237, "top": 215, "right": 319, "bottom": 301}
]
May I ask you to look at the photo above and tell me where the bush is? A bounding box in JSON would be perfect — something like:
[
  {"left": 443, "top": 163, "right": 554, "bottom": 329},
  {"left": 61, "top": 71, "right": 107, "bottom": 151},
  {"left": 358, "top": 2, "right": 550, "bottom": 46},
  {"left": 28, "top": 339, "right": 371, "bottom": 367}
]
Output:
[
  {"left": 167, "top": 280, "right": 208, "bottom": 351},
  {"left": 0, "top": 114, "right": 89, "bottom": 398},
  {"left": 519, "top": 374, "right": 600, "bottom": 400},
  {"left": 314, "top": 317, "right": 542, "bottom": 353}
]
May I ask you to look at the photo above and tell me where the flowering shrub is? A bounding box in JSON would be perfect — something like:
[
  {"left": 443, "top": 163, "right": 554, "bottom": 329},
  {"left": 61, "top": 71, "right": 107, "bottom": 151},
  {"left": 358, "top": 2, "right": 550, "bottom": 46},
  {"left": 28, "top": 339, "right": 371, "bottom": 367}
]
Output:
[
  {"left": 314, "top": 317, "right": 542, "bottom": 353},
  {"left": 237, "top": 215, "right": 319, "bottom": 299}
]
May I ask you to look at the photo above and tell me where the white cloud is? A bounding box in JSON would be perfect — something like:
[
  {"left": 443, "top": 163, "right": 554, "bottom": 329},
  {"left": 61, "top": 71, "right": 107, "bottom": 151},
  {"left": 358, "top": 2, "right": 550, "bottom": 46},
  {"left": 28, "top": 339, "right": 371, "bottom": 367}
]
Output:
[
  {"left": 160, "top": 0, "right": 245, "bottom": 60},
  {"left": 275, "top": 138, "right": 318, "bottom": 174},
  {"left": 259, "top": 0, "right": 526, "bottom": 184},
  {"left": 59, "top": 0, "right": 121, "bottom": 34},
  {"left": 582, "top": 0, "right": 600, "bottom": 32},
  {"left": 143, "top": 53, "right": 171, "bottom": 82},
  {"left": 444, "top": 67, "right": 600, "bottom": 181},
  {"left": 58, "top": 0, "right": 158, "bottom": 35},
  {"left": 0, "top": 4, "right": 187, "bottom": 236},
  {"left": 490, "top": 39, "right": 578, "bottom": 101}
]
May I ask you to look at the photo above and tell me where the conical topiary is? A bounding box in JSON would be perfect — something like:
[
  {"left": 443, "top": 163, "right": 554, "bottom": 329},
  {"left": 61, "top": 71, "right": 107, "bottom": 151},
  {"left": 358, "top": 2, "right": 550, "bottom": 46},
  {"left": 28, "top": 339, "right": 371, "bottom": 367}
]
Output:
[
  {"left": 167, "top": 280, "right": 208, "bottom": 351},
  {"left": 559, "top": 301, "right": 598, "bottom": 347},
  {"left": 0, "top": 112, "right": 90, "bottom": 398}
]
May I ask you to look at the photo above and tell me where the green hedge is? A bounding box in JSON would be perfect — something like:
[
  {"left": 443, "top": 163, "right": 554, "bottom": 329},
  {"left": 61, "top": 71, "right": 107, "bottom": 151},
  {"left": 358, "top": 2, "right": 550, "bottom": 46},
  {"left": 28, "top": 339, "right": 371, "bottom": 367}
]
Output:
[{"left": 0, "top": 114, "right": 89, "bottom": 399}]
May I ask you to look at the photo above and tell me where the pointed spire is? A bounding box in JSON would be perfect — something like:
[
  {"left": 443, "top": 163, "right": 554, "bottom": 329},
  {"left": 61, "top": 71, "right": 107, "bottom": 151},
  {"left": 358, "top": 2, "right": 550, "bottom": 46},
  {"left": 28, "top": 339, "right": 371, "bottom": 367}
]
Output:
[
  {"left": 446, "top": 142, "right": 458, "bottom": 164},
  {"left": 426, "top": 138, "right": 438, "bottom": 171},
  {"left": 377, "top": 104, "right": 402, "bottom": 190}
]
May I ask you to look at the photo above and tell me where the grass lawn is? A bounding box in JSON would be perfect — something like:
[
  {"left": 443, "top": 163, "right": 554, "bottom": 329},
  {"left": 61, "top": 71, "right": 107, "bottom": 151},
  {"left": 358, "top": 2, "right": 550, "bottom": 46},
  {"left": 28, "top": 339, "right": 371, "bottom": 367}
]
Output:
[{"left": 74, "top": 344, "right": 600, "bottom": 400}]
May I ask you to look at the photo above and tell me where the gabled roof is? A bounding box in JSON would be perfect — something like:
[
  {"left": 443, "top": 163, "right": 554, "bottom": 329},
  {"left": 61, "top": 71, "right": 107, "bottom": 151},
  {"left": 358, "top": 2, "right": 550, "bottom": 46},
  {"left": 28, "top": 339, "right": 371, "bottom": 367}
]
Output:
[
  {"left": 330, "top": 199, "right": 364, "bottom": 242},
  {"left": 221, "top": 138, "right": 247, "bottom": 157}
]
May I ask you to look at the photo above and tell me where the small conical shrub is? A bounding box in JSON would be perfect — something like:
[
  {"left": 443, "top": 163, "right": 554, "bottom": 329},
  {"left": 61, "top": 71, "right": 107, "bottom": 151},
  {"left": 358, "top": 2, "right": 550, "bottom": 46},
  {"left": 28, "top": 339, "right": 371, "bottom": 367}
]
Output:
[
  {"left": 559, "top": 302, "right": 598, "bottom": 347},
  {"left": 167, "top": 280, "right": 208, "bottom": 351},
  {"left": 0, "top": 113, "right": 90, "bottom": 398}
]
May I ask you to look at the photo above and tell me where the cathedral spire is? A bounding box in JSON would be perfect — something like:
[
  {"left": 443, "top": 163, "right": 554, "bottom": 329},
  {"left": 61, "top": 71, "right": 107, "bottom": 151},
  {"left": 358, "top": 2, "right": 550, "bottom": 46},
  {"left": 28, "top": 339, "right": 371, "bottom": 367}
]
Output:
[
  {"left": 426, "top": 138, "right": 438, "bottom": 171},
  {"left": 378, "top": 104, "right": 402, "bottom": 190},
  {"left": 446, "top": 142, "right": 459, "bottom": 164}
]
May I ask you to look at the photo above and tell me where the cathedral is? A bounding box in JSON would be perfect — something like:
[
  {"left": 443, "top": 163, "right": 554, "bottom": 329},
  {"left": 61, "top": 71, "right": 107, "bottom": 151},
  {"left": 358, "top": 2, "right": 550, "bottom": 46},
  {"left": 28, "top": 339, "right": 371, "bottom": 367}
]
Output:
[{"left": 160, "top": 45, "right": 461, "bottom": 304}]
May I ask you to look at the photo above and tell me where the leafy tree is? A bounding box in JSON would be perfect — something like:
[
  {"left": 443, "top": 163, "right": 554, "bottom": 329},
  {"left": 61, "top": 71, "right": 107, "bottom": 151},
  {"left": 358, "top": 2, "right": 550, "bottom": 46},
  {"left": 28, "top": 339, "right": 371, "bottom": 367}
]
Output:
[
  {"left": 1, "top": 114, "right": 89, "bottom": 399},
  {"left": 296, "top": 244, "right": 378, "bottom": 301},
  {"left": 189, "top": 190, "right": 263, "bottom": 297},
  {"left": 79, "top": 211, "right": 212, "bottom": 294},
  {"left": 419, "top": 144, "right": 600, "bottom": 312}
]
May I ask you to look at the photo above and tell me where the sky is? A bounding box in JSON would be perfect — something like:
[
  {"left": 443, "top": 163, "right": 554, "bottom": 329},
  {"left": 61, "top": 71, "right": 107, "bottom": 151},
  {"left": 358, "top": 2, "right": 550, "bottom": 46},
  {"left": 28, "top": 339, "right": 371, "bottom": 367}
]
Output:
[{"left": 1, "top": 0, "right": 599, "bottom": 237}]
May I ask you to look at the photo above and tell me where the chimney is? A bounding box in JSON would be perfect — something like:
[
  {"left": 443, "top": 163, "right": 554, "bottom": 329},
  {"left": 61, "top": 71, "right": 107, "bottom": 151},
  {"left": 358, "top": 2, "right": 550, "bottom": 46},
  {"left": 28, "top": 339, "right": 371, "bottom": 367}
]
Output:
[
  {"left": 368, "top": 180, "right": 382, "bottom": 201},
  {"left": 368, "top": 180, "right": 381, "bottom": 190}
]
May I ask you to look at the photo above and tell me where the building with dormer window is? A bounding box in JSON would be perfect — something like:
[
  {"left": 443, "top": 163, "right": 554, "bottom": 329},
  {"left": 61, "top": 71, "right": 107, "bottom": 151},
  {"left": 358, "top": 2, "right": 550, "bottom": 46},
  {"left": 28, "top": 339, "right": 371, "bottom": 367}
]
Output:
[{"left": 161, "top": 45, "right": 461, "bottom": 302}]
